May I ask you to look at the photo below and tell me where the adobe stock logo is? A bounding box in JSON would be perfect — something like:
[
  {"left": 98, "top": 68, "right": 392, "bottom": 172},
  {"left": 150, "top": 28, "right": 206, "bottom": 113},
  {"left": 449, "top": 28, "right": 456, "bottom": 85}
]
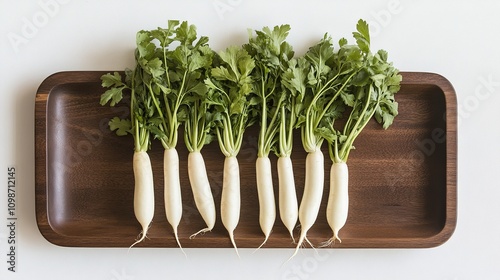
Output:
[
  {"left": 367, "top": 0, "right": 403, "bottom": 37},
  {"left": 212, "top": 0, "right": 243, "bottom": 20},
  {"left": 458, "top": 74, "right": 500, "bottom": 124},
  {"left": 7, "top": 0, "right": 71, "bottom": 53},
  {"left": 110, "top": 268, "right": 134, "bottom": 280}
]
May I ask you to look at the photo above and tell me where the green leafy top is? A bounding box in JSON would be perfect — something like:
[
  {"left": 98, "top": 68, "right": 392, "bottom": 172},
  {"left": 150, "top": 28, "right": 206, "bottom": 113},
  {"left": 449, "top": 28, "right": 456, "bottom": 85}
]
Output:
[
  {"left": 100, "top": 19, "right": 401, "bottom": 161},
  {"left": 296, "top": 31, "right": 364, "bottom": 153},
  {"left": 132, "top": 20, "right": 214, "bottom": 150},
  {"left": 243, "top": 24, "right": 295, "bottom": 157},
  {"left": 100, "top": 68, "right": 156, "bottom": 153},
  {"left": 294, "top": 19, "right": 400, "bottom": 159},
  {"left": 327, "top": 19, "right": 402, "bottom": 163},
  {"left": 205, "top": 45, "right": 257, "bottom": 157},
  {"left": 275, "top": 56, "right": 309, "bottom": 157},
  {"left": 99, "top": 20, "right": 215, "bottom": 152}
]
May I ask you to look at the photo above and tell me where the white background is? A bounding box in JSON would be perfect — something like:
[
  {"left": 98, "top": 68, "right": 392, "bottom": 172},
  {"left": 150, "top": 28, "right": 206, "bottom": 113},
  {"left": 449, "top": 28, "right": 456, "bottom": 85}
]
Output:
[{"left": 1, "top": 0, "right": 499, "bottom": 279}]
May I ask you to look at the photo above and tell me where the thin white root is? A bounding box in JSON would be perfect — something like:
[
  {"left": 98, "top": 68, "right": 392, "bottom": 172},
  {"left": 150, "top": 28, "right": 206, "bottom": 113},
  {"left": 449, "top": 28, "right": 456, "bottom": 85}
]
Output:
[
  {"left": 290, "top": 224, "right": 301, "bottom": 244},
  {"left": 127, "top": 223, "right": 152, "bottom": 253},
  {"left": 253, "top": 232, "right": 271, "bottom": 254},
  {"left": 319, "top": 235, "right": 342, "bottom": 248},
  {"left": 229, "top": 232, "right": 240, "bottom": 258},
  {"left": 173, "top": 229, "right": 186, "bottom": 258},
  {"left": 131, "top": 227, "right": 149, "bottom": 247},
  {"left": 189, "top": 227, "right": 211, "bottom": 239},
  {"left": 286, "top": 234, "right": 316, "bottom": 263},
  {"left": 288, "top": 232, "right": 305, "bottom": 262},
  {"left": 305, "top": 236, "right": 315, "bottom": 250}
]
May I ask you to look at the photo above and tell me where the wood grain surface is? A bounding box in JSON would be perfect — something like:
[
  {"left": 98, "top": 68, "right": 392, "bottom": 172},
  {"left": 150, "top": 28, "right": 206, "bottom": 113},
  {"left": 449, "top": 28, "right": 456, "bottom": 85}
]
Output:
[{"left": 34, "top": 71, "right": 457, "bottom": 248}]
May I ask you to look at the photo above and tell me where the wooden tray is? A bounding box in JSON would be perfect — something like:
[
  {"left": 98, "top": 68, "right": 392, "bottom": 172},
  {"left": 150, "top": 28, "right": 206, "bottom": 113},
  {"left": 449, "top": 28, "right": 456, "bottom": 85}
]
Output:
[{"left": 35, "top": 71, "right": 457, "bottom": 248}]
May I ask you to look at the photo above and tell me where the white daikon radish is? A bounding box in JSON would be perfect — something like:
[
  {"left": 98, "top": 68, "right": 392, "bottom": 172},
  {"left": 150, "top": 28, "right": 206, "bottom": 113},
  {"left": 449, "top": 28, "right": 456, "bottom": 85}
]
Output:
[
  {"left": 163, "top": 147, "right": 184, "bottom": 253},
  {"left": 290, "top": 149, "right": 324, "bottom": 259},
  {"left": 188, "top": 151, "right": 216, "bottom": 238},
  {"left": 324, "top": 161, "right": 348, "bottom": 245},
  {"left": 277, "top": 155, "right": 297, "bottom": 241},
  {"left": 205, "top": 45, "right": 256, "bottom": 255},
  {"left": 221, "top": 156, "right": 241, "bottom": 256},
  {"left": 129, "top": 151, "right": 155, "bottom": 248},
  {"left": 256, "top": 156, "right": 276, "bottom": 249}
]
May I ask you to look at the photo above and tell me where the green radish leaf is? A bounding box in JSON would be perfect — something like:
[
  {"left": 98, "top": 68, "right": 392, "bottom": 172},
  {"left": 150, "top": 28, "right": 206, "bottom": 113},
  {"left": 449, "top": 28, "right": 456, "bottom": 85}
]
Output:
[
  {"left": 108, "top": 117, "right": 131, "bottom": 136},
  {"left": 100, "top": 86, "right": 125, "bottom": 107},
  {"left": 101, "top": 72, "right": 124, "bottom": 88},
  {"left": 352, "top": 19, "right": 370, "bottom": 53}
]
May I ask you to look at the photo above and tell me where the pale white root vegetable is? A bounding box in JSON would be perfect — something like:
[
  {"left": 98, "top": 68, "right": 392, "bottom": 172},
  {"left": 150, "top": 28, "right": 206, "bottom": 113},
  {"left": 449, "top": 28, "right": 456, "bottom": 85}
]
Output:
[
  {"left": 221, "top": 156, "right": 241, "bottom": 256},
  {"left": 163, "top": 148, "right": 184, "bottom": 254},
  {"left": 188, "top": 151, "right": 216, "bottom": 238},
  {"left": 256, "top": 156, "right": 276, "bottom": 249},
  {"left": 290, "top": 149, "right": 324, "bottom": 259},
  {"left": 277, "top": 155, "right": 298, "bottom": 241},
  {"left": 324, "top": 161, "right": 349, "bottom": 245},
  {"left": 130, "top": 151, "right": 155, "bottom": 248}
]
